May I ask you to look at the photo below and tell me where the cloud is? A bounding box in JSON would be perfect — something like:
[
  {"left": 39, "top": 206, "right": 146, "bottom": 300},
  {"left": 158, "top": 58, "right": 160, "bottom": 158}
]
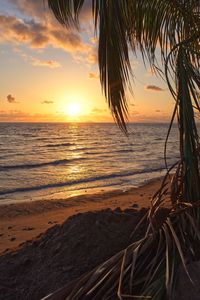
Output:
[
  {"left": 7, "top": 94, "right": 18, "bottom": 103},
  {"left": 1, "top": 1, "right": 97, "bottom": 65},
  {"left": 0, "top": 15, "right": 87, "bottom": 52},
  {"left": 87, "top": 46, "right": 98, "bottom": 64},
  {"left": 131, "top": 110, "right": 140, "bottom": 115},
  {"left": 145, "top": 85, "right": 165, "bottom": 92},
  {"left": 9, "top": 0, "right": 46, "bottom": 20},
  {"left": 0, "top": 110, "right": 65, "bottom": 122},
  {"left": 89, "top": 72, "right": 99, "bottom": 79},
  {"left": 41, "top": 100, "right": 54, "bottom": 104},
  {"left": 31, "top": 58, "right": 61, "bottom": 68},
  {"left": 92, "top": 107, "right": 107, "bottom": 113},
  {"left": 129, "top": 112, "right": 170, "bottom": 122},
  {"left": 13, "top": 48, "right": 61, "bottom": 68},
  {"left": 10, "top": 0, "right": 92, "bottom": 23}
]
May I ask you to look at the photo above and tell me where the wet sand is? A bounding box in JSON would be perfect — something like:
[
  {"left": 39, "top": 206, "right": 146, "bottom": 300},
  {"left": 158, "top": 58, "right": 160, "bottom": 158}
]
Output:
[{"left": 0, "top": 178, "right": 166, "bottom": 255}]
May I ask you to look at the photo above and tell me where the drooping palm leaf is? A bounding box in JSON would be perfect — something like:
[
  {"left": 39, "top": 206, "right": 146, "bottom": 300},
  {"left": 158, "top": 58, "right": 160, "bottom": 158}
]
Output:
[{"left": 48, "top": 0, "right": 200, "bottom": 130}]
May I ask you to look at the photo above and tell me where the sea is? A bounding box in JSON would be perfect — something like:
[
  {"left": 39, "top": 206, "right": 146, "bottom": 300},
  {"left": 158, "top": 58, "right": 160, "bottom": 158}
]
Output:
[{"left": 0, "top": 122, "right": 180, "bottom": 205}]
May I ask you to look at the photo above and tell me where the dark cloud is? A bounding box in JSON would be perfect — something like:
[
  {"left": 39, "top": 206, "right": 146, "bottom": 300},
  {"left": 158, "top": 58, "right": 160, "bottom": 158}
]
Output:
[
  {"left": 145, "top": 85, "right": 165, "bottom": 92},
  {"left": 7, "top": 94, "right": 18, "bottom": 103},
  {"left": 41, "top": 100, "right": 54, "bottom": 104}
]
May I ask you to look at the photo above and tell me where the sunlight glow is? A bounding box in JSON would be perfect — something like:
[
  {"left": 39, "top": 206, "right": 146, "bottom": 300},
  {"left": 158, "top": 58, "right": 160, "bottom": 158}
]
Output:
[{"left": 66, "top": 103, "right": 81, "bottom": 117}]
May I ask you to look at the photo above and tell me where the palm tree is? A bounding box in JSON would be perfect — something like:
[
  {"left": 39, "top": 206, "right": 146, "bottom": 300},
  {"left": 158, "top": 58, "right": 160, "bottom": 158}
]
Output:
[{"left": 47, "top": 1, "right": 200, "bottom": 299}]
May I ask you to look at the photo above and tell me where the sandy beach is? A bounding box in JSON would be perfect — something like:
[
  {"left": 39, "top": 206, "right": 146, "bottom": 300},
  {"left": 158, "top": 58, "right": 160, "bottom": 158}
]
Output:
[
  {"left": 0, "top": 178, "right": 165, "bottom": 255},
  {"left": 0, "top": 178, "right": 170, "bottom": 300}
]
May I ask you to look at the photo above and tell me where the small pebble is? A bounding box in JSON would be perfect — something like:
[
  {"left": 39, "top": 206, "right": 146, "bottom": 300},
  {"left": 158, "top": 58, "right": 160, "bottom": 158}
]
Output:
[{"left": 10, "top": 237, "right": 16, "bottom": 242}]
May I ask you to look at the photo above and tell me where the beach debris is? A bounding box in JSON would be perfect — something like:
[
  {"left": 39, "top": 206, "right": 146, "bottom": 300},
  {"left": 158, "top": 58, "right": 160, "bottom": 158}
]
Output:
[
  {"left": 114, "top": 207, "right": 122, "bottom": 213},
  {"left": 22, "top": 227, "right": 35, "bottom": 231},
  {"left": 48, "top": 221, "right": 57, "bottom": 225}
]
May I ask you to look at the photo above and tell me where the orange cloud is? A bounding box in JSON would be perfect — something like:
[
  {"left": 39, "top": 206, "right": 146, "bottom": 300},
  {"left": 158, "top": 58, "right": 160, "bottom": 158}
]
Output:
[
  {"left": 0, "top": 110, "right": 64, "bottom": 122},
  {"left": 89, "top": 72, "right": 99, "bottom": 79},
  {"left": 31, "top": 58, "right": 61, "bottom": 68},
  {"left": 0, "top": 0, "right": 97, "bottom": 65}
]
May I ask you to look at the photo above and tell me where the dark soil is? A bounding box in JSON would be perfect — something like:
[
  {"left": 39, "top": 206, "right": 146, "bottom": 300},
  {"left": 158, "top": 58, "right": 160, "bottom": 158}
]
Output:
[{"left": 0, "top": 207, "right": 148, "bottom": 300}]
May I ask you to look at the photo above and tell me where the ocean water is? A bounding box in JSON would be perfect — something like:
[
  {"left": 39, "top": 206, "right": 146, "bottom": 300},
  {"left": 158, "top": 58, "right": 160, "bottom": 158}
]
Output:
[{"left": 0, "top": 122, "right": 180, "bottom": 204}]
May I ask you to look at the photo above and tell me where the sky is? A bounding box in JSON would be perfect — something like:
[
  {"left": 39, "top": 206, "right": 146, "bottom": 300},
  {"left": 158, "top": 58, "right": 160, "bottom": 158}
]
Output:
[{"left": 0, "top": 0, "right": 175, "bottom": 123}]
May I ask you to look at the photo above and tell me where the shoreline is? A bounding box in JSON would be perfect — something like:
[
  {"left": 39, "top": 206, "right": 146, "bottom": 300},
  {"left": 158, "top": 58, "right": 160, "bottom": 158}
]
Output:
[{"left": 0, "top": 177, "right": 167, "bottom": 255}]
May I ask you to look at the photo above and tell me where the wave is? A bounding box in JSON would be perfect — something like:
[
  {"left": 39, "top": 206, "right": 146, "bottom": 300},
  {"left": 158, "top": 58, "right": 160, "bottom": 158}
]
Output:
[
  {"left": 0, "top": 157, "right": 85, "bottom": 171},
  {"left": 0, "top": 166, "right": 166, "bottom": 196},
  {"left": 114, "top": 149, "right": 133, "bottom": 153},
  {"left": 45, "top": 142, "right": 75, "bottom": 148}
]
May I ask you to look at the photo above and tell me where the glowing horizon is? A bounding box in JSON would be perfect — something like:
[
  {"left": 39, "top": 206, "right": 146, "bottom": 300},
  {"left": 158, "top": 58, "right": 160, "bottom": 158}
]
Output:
[{"left": 0, "top": 1, "right": 174, "bottom": 124}]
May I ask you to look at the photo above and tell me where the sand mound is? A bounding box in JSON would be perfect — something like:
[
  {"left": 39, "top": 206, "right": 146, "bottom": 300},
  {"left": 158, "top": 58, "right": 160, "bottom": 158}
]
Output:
[{"left": 0, "top": 207, "right": 148, "bottom": 300}]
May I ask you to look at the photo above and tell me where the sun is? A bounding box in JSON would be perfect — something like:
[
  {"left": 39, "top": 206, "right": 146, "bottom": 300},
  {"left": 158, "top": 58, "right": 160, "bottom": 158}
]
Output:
[{"left": 66, "top": 103, "right": 81, "bottom": 117}]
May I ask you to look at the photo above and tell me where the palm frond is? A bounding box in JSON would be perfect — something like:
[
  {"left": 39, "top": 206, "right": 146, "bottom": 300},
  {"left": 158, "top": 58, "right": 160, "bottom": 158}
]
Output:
[
  {"left": 43, "top": 204, "right": 200, "bottom": 300},
  {"left": 48, "top": 0, "right": 85, "bottom": 27},
  {"left": 48, "top": 0, "right": 199, "bottom": 129},
  {"left": 46, "top": 1, "right": 200, "bottom": 299}
]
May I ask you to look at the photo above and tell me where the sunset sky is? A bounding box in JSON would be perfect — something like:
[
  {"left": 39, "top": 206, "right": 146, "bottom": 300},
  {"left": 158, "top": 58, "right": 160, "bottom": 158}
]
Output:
[{"left": 0, "top": 0, "right": 174, "bottom": 123}]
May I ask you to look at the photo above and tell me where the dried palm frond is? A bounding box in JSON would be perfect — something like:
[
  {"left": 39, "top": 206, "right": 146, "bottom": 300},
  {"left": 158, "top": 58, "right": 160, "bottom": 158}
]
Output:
[{"left": 43, "top": 204, "right": 200, "bottom": 300}]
